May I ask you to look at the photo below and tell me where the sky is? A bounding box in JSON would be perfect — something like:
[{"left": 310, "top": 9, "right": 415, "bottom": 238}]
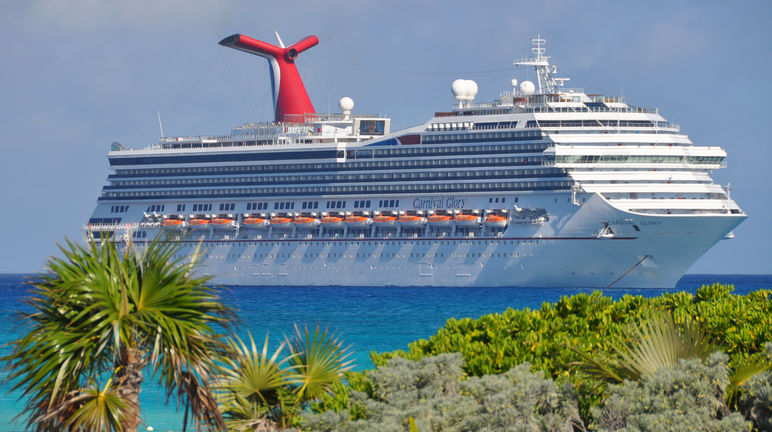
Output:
[{"left": 0, "top": 0, "right": 770, "bottom": 274}]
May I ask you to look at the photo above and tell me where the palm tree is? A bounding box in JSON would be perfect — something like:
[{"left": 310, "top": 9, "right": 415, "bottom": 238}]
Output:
[
  {"left": 572, "top": 310, "right": 771, "bottom": 414},
  {"left": 573, "top": 310, "right": 716, "bottom": 383},
  {"left": 217, "top": 324, "right": 353, "bottom": 431},
  {"left": 3, "top": 235, "right": 233, "bottom": 431}
]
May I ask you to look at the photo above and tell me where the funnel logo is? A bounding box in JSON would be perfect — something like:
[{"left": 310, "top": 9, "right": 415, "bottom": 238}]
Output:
[{"left": 219, "top": 33, "right": 318, "bottom": 122}]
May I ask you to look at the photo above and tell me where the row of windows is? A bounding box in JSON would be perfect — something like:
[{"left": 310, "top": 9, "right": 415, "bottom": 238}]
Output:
[
  {"left": 132, "top": 230, "right": 148, "bottom": 239},
  {"left": 146, "top": 204, "right": 165, "bottom": 212},
  {"left": 110, "top": 145, "right": 549, "bottom": 179},
  {"left": 536, "top": 120, "right": 655, "bottom": 128},
  {"left": 112, "top": 140, "right": 550, "bottom": 167},
  {"left": 107, "top": 167, "right": 566, "bottom": 190},
  {"left": 302, "top": 201, "right": 320, "bottom": 209},
  {"left": 111, "top": 205, "right": 129, "bottom": 213},
  {"left": 327, "top": 200, "right": 346, "bottom": 209},
  {"left": 99, "top": 180, "right": 573, "bottom": 201},
  {"left": 472, "top": 121, "right": 518, "bottom": 130},
  {"left": 354, "top": 200, "right": 372, "bottom": 208},
  {"left": 275, "top": 201, "right": 296, "bottom": 210},
  {"left": 489, "top": 197, "right": 516, "bottom": 204},
  {"left": 247, "top": 202, "right": 268, "bottom": 211},
  {"left": 350, "top": 141, "right": 547, "bottom": 158},
  {"left": 523, "top": 105, "right": 655, "bottom": 114},
  {"left": 219, "top": 203, "right": 236, "bottom": 211},
  {"left": 421, "top": 131, "right": 543, "bottom": 144},
  {"left": 88, "top": 217, "right": 122, "bottom": 225},
  {"left": 553, "top": 155, "right": 724, "bottom": 164},
  {"left": 193, "top": 203, "right": 212, "bottom": 212},
  {"left": 177, "top": 204, "right": 186, "bottom": 212},
  {"left": 379, "top": 199, "right": 400, "bottom": 208}
]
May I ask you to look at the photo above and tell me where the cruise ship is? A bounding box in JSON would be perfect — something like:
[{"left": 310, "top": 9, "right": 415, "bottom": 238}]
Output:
[{"left": 85, "top": 32, "right": 745, "bottom": 288}]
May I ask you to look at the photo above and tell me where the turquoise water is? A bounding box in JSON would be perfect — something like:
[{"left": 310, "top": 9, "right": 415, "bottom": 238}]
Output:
[{"left": 1, "top": 274, "right": 770, "bottom": 431}]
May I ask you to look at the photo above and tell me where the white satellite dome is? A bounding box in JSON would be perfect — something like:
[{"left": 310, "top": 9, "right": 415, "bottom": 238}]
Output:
[
  {"left": 339, "top": 97, "right": 354, "bottom": 112},
  {"left": 520, "top": 80, "right": 536, "bottom": 96},
  {"left": 466, "top": 80, "right": 478, "bottom": 99},
  {"left": 451, "top": 79, "right": 468, "bottom": 99},
  {"left": 451, "top": 79, "right": 478, "bottom": 107}
]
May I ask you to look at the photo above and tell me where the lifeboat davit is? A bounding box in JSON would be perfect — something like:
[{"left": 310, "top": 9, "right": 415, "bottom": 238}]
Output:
[
  {"left": 241, "top": 217, "right": 269, "bottom": 229},
  {"left": 161, "top": 219, "right": 186, "bottom": 229},
  {"left": 211, "top": 218, "right": 236, "bottom": 230},
  {"left": 293, "top": 216, "right": 320, "bottom": 230},
  {"left": 484, "top": 214, "right": 508, "bottom": 229},
  {"left": 270, "top": 216, "right": 292, "bottom": 228},
  {"left": 453, "top": 214, "right": 481, "bottom": 228},
  {"left": 427, "top": 214, "right": 452, "bottom": 228},
  {"left": 345, "top": 215, "right": 372, "bottom": 228},
  {"left": 188, "top": 218, "right": 211, "bottom": 230},
  {"left": 398, "top": 214, "right": 426, "bottom": 228},
  {"left": 321, "top": 216, "right": 344, "bottom": 228},
  {"left": 373, "top": 215, "right": 397, "bottom": 227}
]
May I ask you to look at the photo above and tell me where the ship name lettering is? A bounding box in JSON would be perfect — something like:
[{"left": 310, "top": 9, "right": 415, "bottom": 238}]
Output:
[
  {"left": 412, "top": 197, "right": 465, "bottom": 209},
  {"left": 445, "top": 197, "right": 465, "bottom": 209}
]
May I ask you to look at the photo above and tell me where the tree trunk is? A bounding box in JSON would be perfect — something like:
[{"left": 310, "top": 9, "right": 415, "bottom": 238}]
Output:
[{"left": 115, "top": 346, "right": 148, "bottom": 431}]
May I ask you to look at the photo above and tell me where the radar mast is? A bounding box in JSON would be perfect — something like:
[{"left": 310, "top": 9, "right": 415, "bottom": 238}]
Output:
[{"left": 514, "top": 34, "right": 569, "bottom": 94}]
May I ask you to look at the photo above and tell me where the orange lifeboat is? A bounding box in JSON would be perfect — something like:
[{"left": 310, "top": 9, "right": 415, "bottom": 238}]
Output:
[
  {"left": 398, "top": 214, "right": 426, "bottom": 227},
  {"left": 188, "top": 218, "right": 211, "bottom": 230},
  {"left": 373, "top": 215, "right": 397, "bottom": 227},
  {"left": 321, "top": 216, "right": 344, "bottom": 228},
  {"left": 161, "top": 219, "right": 185, "bottom": 229},
  {"left": 427, "top": 214, "right": 452, "bottom": 228},
  {"left": 293, "top": 216, "right": 320, "bottom": 230},
  {"left": 345, "top": 215, "right": 372, "bottom": 228},
  {"left": 211, "top": 218, "right": 236, "bottom": 230},
  {"left": 270, "top": 216, "right": 292, "bottom": 228},
  {"left": 453, "top": 213, "right": 481, "bottom": 228},
  {"left": 484, "top": 214, "right": 508, "bottom": 229},
  {"left": 242, "top": 217, "right": 269, "bottom": 229}
]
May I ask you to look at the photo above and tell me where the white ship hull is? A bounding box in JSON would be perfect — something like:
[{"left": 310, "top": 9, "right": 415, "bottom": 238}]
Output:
[{"left": 167, "top": 195, "right": 743, "bottom": 288}]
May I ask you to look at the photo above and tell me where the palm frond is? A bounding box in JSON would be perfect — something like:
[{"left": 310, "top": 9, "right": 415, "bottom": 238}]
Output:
[
  {"left": 573, "top": 310, "right": 715, "bottom": 383},
  {"left": 286, "top": 324, "right": 354, "bottom": 401},
  {"left": 218, "top": 332, "right": 292, "bottom": 408},
  {"left": 64, "top": 380, "right": 129, "bottom": 432}
]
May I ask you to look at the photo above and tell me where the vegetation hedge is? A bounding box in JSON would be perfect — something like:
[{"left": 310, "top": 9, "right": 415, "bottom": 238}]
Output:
[{"left": 317, "top": 284, "right": 771, "bottom": 426}]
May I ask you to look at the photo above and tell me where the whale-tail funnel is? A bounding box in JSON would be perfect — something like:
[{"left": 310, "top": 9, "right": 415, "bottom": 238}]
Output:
[{"left": 219, "top": 33, "right": 318, "bottom": 123}]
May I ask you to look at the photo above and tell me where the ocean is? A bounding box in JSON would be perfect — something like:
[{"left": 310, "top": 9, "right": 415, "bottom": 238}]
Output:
[{"left": 1, "top": 273, "right": 770, "bottom": 431}]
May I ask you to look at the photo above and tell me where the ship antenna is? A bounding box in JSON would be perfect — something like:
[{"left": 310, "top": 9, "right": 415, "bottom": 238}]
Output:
[
  {"left": 157, "top": 110, "right": 165, "bottom": 138},
  {"left": 514, "top": 34, "right": 570, "bottom": 94},
  {"left": 274, "top": 29, "right": 286, "bottom": 48}
]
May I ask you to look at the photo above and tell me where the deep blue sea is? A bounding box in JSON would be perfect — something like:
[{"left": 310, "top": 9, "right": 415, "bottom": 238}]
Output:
[{"left": 1, "top": 273, "right": 770, "bottom": 431}]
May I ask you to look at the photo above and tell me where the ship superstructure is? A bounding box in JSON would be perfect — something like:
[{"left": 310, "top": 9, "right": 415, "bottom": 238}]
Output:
[{"left": 86, "top": 33, "right": 745, "bottom": 288}]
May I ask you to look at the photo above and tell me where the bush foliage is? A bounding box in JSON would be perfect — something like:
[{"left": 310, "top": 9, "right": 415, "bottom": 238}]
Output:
[
  {"left": 302, "top": 353, "right": 584, "bottom": 432},
  {"left": 306, "top": 351, "right": 768, "bottom": 431},
  {"left": 316, "top": 285, "right": 771, "bottom": 428},
  {"left": 592, "top": 352, "right": 750, "bottom": 431}
]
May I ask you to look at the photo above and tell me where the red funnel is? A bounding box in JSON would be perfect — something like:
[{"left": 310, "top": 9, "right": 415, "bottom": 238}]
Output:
[{"left": 219, "top": 33, "right": 318, "bottom": 123}]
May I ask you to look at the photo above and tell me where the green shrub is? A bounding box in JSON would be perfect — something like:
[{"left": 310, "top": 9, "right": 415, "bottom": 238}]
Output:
[
  {"left": 737, "top": 344, "right": 772, "bottom": 431},
  {"left": 302, "top": 353, "right": 584, "bottom": 432},
  {"left": 369, "top": 286, "right": 772, "bottom": 415},
  {"left": 592, "top": 352, "right": 751, "bottom": 431},
  {"left": 314, "top": 286, "right": 771, "bottom": 427}
]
